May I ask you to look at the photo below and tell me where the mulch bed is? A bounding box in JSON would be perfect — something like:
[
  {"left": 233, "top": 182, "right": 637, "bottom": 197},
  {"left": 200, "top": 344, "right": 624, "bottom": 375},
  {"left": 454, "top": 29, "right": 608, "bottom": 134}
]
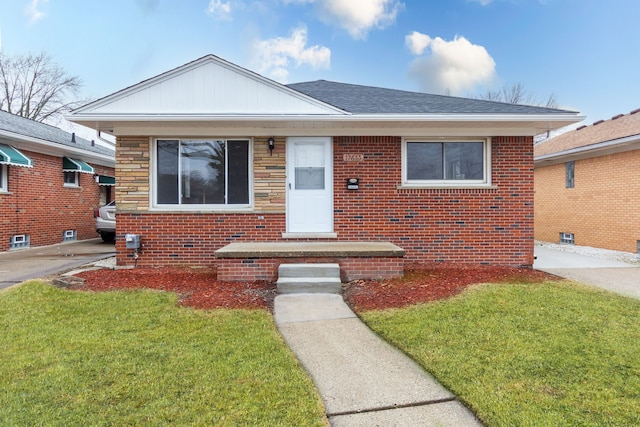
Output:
[
  {"left": 72, "top": 268, "right": 275, "bottom": 310},
  {"left": 343, "top": 263, "right": 557, "bottom": 311},
  {"left": 70, "top": 263, "right": 557, "bottom": 311}
]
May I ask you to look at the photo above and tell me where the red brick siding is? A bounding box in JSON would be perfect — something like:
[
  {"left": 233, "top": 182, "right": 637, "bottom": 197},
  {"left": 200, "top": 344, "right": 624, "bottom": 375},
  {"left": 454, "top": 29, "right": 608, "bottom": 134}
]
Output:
[
  {"left": 0, "top": 149, "right": 114, "bottom": 252},
  {"left": 534, "top": 149, "right": 640, "bottom": 253},
  {"left": 116, "top": 135, "right": 534, "bottom": 268}
]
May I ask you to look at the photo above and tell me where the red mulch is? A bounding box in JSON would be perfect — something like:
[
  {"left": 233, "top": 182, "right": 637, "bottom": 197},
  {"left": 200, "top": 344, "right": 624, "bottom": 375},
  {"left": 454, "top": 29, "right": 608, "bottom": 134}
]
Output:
[
  {"left": 70, "top": 263, "right": 557, "bottom": 311},
  {"left": 72, "top": 268, "right": 275, "bottom": 310},
  {"left": 343, "top": 263, "right": 557, "bottom": 311}
]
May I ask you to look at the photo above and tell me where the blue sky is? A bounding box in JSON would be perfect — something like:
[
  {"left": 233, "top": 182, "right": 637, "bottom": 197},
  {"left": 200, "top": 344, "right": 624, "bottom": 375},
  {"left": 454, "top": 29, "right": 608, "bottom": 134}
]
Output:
[{"left": 1, "top": 0, "right": 639, "bottom": 131}]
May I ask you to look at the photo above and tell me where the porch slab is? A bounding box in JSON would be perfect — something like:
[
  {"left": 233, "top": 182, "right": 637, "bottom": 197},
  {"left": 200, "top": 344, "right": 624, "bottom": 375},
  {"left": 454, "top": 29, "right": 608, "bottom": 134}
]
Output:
[
  {"left": 214, "top": 241, "right": 406, "bottom": 258},
  {"left": 214, "top": 241, "right": 406, "bottom": 282}
]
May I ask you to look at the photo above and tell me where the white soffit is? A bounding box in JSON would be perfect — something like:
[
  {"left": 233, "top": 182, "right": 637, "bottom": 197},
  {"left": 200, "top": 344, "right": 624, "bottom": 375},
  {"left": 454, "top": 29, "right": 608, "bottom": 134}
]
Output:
[{"left": 72, "top": 55, "right": 345, "bottom": 116}]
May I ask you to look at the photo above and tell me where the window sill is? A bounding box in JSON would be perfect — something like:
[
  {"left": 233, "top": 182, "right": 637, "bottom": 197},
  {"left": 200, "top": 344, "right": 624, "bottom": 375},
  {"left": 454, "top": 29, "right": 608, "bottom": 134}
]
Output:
[
  {"left": 63, "top": 184, "right": 80, "bottom": 188},
  {"left": 282, "top": 232, "right": 337, "bottom": 239},
  {"left": 397, "top": 184, "right": 497, "bottom": 190},
  {"left": 149, "top": 206, "right": 254, "bottom": 213}
]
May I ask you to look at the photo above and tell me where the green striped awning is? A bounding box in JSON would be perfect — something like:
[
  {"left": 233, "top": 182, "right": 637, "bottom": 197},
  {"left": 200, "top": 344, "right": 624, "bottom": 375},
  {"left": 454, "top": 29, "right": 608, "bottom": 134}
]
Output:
[
  {"left": 63, "top": 157, "right": 94, "bottom": 174},
  {"left": 95, "top": 175, "right": 115, "bottom": 186},
  {"left": 0, "top": 144, "right": 33, "bottom": 167}
]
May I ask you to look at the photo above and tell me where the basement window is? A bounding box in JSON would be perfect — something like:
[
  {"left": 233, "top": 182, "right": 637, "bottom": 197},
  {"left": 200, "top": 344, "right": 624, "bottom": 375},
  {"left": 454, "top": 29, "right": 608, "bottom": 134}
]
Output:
[
  {"left": 560, "top": 232, "right": 575, "bottom": 244},
  {"left": 63, "top": 230, "right": 77, "bottom": 242},
  {"left": 10, "top": 234, "right": 30, "bottom": 250}
]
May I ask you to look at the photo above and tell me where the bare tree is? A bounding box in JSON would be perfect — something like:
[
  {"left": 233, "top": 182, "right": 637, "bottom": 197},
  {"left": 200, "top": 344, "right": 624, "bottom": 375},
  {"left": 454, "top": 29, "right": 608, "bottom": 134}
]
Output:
[
  {"left": 0, "top": 52, "right": 87, "bottom": 122},
  {"left": 477, "top": 82, "right": 558, "bottom": 108}
]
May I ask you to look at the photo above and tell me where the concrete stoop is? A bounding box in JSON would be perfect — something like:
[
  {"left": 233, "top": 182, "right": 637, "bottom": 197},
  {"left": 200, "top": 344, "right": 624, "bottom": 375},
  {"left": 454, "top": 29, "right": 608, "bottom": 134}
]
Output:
[{"left": 276, "top": 263, "right": 342, "bottom": 294}]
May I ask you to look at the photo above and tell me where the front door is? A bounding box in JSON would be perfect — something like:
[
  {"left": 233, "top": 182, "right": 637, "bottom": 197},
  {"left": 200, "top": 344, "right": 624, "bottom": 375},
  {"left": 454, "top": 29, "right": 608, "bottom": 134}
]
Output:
[{"left": 286, "top": 137, "right": 333, "bottom": 233}]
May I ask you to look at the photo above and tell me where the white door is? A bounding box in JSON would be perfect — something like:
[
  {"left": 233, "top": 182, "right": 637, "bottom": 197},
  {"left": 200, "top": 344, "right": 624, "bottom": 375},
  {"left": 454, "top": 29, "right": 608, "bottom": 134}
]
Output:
[{"left": 287, "top": 137, "right": 333, "bottom": 233}]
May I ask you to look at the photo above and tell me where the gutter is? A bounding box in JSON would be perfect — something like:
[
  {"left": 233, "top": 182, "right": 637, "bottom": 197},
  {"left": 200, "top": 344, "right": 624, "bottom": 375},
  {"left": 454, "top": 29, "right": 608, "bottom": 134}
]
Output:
[{"left": 66, "top": 113, "right": 583, "bottom": 123}]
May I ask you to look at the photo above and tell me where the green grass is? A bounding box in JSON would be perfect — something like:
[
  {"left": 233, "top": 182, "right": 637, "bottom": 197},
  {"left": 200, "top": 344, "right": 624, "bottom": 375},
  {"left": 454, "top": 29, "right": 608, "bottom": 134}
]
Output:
[
  {"left": 360, "top": 281, "right": 640, "bottom": 427},
  {"left": 0, "top": 281, "right": 326, "bottom": 426}
]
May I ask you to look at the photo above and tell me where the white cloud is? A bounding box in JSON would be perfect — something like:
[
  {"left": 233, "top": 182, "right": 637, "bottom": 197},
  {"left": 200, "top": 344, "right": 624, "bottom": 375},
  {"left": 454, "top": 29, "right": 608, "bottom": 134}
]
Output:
[
  {"left": 26, "top": 0, "right": 48, "bottom": 24},
  {"left": 253, "top": 26, "right": 330, "bottom": 82},
  {"left": 405, "top": 31, "right": 431, "bottom": 55},
  {"left": 286, "top": 0, "right": 402, "bottom": 39},
  {"left": 469, "top": 0, "right": 494, "bottom": 5},
  {"left": 406, "top": 32, "right": 496, "bottom": 95},
  {"left": 206, "top": 0, "right": 234, "bottom": 20}
]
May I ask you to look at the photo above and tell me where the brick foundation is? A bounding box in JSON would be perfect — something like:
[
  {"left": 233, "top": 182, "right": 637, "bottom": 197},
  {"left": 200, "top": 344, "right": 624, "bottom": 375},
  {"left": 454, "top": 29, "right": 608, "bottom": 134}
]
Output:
[{"left": 215, "top": 256, "right": 404, "bottom": 282}]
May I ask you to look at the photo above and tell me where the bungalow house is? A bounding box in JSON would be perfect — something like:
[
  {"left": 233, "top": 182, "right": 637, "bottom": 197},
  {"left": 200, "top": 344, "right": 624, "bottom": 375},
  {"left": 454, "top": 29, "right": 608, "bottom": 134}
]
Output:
[
  {"left": 67, "top": 54, "right": 581, "bottom": 281},
  {"left": 0, "top": 110, "right": 115, "bottom": 252},
  {"left": 534, "top": 109, "right": 640, "bottom": 254}
]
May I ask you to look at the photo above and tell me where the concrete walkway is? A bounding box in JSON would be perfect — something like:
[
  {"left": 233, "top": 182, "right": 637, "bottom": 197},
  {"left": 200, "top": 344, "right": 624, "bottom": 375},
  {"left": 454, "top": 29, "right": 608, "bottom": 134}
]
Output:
[
  {"left": 274, "top": 293, "right": 483, "bottom": 426},
  {"left": 534, "top": 246, "right": 640, "bottom": 299},
  {"left": 0, "top": 239, "right": 115, "bottom": 290}
]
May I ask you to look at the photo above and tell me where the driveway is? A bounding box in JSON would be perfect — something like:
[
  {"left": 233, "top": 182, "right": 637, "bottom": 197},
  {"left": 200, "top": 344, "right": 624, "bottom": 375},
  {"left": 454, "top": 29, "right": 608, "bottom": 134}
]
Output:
[
  {"left": 0, "top": 239, "right": 115, "bottom": 290},
  {"left": 534, "top": 243, "right": 640, "bottom": 299}
]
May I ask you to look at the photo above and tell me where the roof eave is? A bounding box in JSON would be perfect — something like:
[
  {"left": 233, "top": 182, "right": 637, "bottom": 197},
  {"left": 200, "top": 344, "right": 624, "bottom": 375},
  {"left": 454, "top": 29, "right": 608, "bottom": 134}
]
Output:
[
  {"left": 535, "top": 133, "right": 640, "bottom": 166},
  {"left": 0, "top": 128, "right": 115, "bottom": 167}
]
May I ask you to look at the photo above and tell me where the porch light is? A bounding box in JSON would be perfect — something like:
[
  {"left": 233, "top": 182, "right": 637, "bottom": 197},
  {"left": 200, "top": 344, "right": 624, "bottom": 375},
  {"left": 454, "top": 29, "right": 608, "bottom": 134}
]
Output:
[{"left": 268, "top": 137, "right": 275, "bottom": 155}]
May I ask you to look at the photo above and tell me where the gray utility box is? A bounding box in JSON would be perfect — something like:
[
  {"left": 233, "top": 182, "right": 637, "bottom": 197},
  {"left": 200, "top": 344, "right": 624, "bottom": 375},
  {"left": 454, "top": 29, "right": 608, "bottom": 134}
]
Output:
[{"left": 125, "top": 234, "right": 141, "bottom": 249}]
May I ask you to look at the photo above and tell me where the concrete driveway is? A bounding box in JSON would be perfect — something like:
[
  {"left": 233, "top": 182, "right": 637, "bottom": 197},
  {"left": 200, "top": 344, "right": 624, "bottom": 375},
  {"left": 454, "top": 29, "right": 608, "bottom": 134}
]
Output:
[
  {"left": 534, "top": 244, "right": 640, "bottom": 299},
  {"left": 0, "top": 239, "right": 115, "bottom": 290}
]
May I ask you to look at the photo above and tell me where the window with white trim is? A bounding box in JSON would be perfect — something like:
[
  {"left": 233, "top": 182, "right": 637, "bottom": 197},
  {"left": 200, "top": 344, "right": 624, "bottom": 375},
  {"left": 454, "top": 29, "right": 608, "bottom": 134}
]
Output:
[
  {"left": 64, "top": 171, "right": 78, "bottom": 187},
  {"left": 0, "top": 165, "right": 7, "bottom": 192},
  {"left": 154, "top": 139, "right": 251, "bottom": 208},
  {"left": 402, "top": 138, "right": 490, "bottom": 186}
]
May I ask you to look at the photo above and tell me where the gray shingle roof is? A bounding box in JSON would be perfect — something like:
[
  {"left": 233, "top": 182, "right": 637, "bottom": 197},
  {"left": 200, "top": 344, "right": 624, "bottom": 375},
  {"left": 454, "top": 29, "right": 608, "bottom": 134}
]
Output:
[
  {"left": 0, "top": 109, "right": 113, "bottom": 157},
  {"left": 286, "top": 80, "right": 576, "bottom": 115}
]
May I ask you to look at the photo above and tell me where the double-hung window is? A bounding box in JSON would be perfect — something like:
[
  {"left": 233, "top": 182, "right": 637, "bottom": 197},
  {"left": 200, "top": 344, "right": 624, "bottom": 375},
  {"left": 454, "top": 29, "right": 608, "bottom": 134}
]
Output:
[
  {"left": 154, "top": 139, "right": 251, "bottom": 208},
  {"left": 402, "top": 138, "right": 490, "bottom": 186},
  {"left": 64, "top": 171, "right": 79, "bottom": 186}
]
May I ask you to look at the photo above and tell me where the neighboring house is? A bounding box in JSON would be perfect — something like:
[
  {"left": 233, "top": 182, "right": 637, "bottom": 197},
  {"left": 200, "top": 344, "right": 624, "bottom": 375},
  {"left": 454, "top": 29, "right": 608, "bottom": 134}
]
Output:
[
  {"left": 534, "top": 109, "right": 640, "bottom": 253},
  {"left": 0, "top": 110, "right": 115, "bottom": 252},
  {"left": 68, "top": 55, "right": 581, "bottom": 280}
]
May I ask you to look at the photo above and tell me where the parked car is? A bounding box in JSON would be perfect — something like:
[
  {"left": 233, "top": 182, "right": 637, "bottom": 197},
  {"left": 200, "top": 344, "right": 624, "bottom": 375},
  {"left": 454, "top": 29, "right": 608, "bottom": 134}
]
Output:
[{"left": 94, "top": 201, "right": 116, "bottom": 242}]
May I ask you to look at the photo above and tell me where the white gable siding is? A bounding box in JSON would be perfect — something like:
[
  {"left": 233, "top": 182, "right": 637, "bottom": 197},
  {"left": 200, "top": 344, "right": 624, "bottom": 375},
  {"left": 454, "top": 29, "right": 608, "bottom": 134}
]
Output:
[{"left": 82, "top": 60, "right": 341, "bottom": 116}]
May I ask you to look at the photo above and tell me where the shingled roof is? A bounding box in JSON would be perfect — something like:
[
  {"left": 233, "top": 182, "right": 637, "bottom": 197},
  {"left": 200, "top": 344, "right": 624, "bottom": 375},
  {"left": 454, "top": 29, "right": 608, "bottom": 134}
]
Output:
[
  {"left": 0, "top": 109, "right": 114, "bottom": 157},
  {"left": 535, "top": 108, "right": 640, "bottom": 158},
  {"left": 287, "top": 80, "right": 576, "bottom": 115}
]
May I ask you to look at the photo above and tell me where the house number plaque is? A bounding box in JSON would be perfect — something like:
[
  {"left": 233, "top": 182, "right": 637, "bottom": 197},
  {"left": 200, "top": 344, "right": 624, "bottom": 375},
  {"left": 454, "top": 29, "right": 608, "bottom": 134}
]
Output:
[{"left": 343, "top": 153, "right": 364, "bottom": 162}]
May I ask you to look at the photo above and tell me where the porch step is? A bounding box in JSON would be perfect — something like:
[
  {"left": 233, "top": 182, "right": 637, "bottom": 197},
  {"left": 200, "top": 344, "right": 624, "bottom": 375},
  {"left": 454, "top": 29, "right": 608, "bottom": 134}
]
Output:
[{"left": 276, "top": 263, "right": 342, "bottom": 294}]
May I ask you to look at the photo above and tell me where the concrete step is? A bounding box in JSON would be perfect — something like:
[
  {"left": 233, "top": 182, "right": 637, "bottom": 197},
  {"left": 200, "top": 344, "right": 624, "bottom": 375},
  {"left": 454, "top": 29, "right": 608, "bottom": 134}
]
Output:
[
  {"left": 276, "top": 263, "right": 342, "bottom": 294},
  {"left": 278, "top": 263, "right": 341, "bottom": 279},
  {"left": 276, "top": 277, "right": 342, "bottom": 294}
]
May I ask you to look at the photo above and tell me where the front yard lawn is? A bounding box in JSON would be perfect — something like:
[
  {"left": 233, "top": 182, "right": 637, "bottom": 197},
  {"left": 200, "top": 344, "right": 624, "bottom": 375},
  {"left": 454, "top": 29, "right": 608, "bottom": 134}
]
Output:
[
  {"left": 358, "top": 281, "right": 640, "bottom": 426},
  {"left": 0, "top": 281, "right": 326, "bottom": 426}
]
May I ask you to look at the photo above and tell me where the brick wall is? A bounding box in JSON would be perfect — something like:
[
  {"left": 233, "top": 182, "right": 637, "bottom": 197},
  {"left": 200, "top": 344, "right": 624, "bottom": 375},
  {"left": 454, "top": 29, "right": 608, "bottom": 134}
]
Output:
[
  {"left": 534, "top": 149, "right": 640, "bottom": 253},
  {"left": 0, "top": 149, "right": 115, "bottom": 252},
  {"left": 116, "top": 135, "right": 535, "bottom": 268}
]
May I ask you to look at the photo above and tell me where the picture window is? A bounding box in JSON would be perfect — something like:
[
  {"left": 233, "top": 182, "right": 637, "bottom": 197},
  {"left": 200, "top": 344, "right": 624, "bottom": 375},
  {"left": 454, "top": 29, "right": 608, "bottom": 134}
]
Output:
[{"left": 154, "top": 139, "right": 251, "bottom": 208}]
